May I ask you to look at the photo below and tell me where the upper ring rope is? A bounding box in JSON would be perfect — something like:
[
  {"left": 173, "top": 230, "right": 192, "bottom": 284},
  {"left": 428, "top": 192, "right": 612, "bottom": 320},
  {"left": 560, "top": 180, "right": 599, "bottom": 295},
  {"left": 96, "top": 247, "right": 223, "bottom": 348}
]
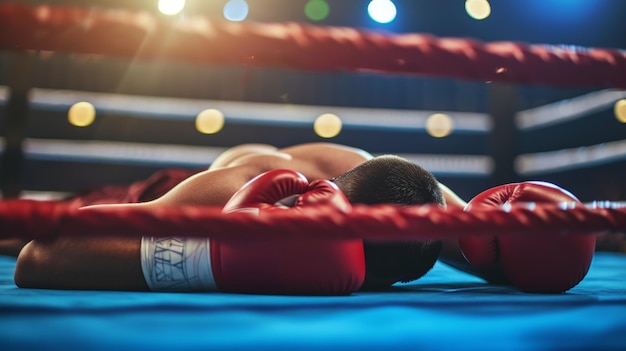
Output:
[
  {"left": 0, "top": 3, "right": 624, "bottom": 88},
  {"left": 1, "top": 199, "right": 624, "bottom": 242}
]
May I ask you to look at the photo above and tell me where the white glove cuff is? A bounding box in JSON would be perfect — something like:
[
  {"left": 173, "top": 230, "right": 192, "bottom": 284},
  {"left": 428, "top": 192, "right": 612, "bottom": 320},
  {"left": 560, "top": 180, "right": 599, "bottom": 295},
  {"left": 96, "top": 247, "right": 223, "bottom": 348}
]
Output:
[{"left": 140, "top": 236, "right": 217, "bottom": 291}]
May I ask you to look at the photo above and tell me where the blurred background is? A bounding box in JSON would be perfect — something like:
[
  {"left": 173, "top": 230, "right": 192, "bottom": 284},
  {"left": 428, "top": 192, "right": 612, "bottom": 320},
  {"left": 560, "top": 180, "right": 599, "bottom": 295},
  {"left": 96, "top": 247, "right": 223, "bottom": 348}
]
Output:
[{"left": 0, "top": 0, "right": 625, "bottom": 202}]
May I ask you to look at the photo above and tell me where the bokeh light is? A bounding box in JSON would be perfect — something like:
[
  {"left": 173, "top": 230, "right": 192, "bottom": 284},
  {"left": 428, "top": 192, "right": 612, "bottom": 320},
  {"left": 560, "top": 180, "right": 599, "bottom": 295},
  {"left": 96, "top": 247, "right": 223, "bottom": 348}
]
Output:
[
  {"left": 195, "top": 109, "right": 225, "bottom": 134},
  {"left": 305, "top": 0, "right": 330, "bottom": 21},
  {"left": 158, "top": 0, "right": 185, "bottom": 15},
  {"left": 68, "top": 101, "right": 96, "bottom": 127},
  {"left": 368, "top": 0, "right": 397, "bottom": 24},
  {"left": 426, "top": 113, "right": 454, "bottom": 138},
  {"left": 224, "top": 0, "right": 249, "bottom": 22},
  {"left": 314, "top": 113, "right": 342, "bottom": 138},
  {"left": 465, "top": 0, "right": 491, "bottom": 20},
  {"left": 615, "top": 99, "right": 626, "bottom": 123}
]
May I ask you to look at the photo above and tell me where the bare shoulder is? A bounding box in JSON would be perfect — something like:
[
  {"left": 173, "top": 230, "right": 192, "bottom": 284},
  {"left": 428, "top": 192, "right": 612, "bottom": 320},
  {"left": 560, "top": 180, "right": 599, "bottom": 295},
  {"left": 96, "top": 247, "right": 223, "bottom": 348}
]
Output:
[
  {"left": 273, "top": 143, "right": 371, "bottom": 180},
  {"left": 210, "top": 142, "right": 372, "bottom": 181},
  {"left": 279, "top": 143, "right": 373, "bottom": 177},
  {"left": 210, "top": 143, "right": 278, "bottom": 170},
  {"left": 155, "top": 163, "right": 271, "bottom": 206}
]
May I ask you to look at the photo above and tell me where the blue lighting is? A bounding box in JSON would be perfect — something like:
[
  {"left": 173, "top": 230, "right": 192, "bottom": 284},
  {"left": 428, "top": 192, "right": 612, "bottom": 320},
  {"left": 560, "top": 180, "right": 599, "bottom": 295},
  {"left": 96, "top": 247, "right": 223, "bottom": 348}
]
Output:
[
  {"left": 529, "top": 0, "right": 600, "bottom": 20},
  {"left": 223, "top": 0, "right": 249, "bottom": 22},
  {"left": 368, "top": 0, "right": 397, "bottom": 24}
]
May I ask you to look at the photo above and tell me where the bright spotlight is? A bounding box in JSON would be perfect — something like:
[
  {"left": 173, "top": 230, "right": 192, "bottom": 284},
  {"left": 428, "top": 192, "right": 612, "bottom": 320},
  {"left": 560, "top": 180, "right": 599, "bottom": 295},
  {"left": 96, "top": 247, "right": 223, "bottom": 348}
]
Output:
[
  {"left": 314, "top": 113, "right": 342, "bottom": 138},
  {"left": 465, "top": 0, "right": 491, "bottom": 20},
  {"left": 615, "top": 99, "right": 626, "bottom": 123},
  {"left": 368, "top": 0, "right": 397, "bottom": 24},
  {"left": 224, "top": 0, "right": 249, "bottom": 22},
  {"left": 426, "top": 113, "right": 454, "bottom": 138},
  {"left": 196, "top": 109, "right": 225, "bottom": 134},
  {"left": 68, "top": 102, "right": 96, "bottom": 127},
  {"left": 158, "top": 0, "right": 185, "bottom": 16}
]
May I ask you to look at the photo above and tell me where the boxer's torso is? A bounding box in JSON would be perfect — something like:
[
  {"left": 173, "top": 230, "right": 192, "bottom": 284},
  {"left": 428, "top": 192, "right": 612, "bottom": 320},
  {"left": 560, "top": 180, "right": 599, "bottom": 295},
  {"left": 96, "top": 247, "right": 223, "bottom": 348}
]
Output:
[
  {"left": 210, "top": 143, "right": 372, "bottom": 180},
  {"left": 151, "top": 143, "right": 372, "bottom": 207}
]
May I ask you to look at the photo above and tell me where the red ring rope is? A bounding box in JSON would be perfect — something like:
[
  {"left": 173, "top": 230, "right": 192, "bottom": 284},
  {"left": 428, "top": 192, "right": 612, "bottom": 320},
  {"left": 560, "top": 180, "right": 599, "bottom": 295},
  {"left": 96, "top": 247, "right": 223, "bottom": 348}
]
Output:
[
  {"left": 0, "top": 3, "right": 624, "bottom": 88},
  {"left": 1, "top": 199, "right": 624, "bottom": 242},
  {"left": 0, "top": 4, "right": 624, "bottom": 243}
]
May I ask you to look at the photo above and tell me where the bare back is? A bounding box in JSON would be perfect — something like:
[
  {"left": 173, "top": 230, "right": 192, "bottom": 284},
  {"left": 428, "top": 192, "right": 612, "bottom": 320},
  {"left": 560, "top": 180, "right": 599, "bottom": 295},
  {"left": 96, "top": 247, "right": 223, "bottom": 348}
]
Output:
[{"left": 151, "top": 143, "right": 373, "bottom": 207}]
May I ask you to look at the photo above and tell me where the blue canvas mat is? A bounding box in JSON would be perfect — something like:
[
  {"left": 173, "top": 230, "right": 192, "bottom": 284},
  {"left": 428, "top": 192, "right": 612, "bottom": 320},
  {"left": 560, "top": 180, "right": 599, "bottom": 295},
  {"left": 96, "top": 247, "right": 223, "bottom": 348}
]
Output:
[{"left": 1, "top": 253, "right": 625, "bottom": 350}]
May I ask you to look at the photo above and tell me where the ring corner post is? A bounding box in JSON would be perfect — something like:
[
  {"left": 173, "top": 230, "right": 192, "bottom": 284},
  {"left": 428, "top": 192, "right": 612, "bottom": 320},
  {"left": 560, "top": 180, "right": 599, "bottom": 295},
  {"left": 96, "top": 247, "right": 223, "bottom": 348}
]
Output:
[{"left": 487, "top": 83, "right": 520, "bottom": 186}]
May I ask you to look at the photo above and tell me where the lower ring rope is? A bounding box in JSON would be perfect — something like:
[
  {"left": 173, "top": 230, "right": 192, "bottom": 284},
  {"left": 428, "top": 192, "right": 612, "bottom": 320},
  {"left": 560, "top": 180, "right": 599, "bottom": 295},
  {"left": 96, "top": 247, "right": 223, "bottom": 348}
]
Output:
[
  {"left": 1, "top": 199, "right": 624, "bottom": 241},
  {"left": 0, "top": 3, "right": 624, "bottom": 88}
]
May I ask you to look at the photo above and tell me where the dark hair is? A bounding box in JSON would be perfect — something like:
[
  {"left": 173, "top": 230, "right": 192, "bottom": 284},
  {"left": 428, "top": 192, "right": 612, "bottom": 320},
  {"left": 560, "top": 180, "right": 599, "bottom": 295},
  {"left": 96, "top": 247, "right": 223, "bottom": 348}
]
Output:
[{"left": 332, "top": 155, "right": 445, "bottom": 290}]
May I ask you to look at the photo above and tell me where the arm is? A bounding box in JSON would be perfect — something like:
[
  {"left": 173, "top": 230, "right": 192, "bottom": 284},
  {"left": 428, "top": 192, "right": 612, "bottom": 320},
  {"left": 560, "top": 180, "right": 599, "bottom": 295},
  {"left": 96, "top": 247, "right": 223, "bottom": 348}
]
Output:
[
  {"left": 436, "top": 183, "right": 482, "bottom": 277},
  {"left": 15, "top": 233, "right": 147, "bottom": 290},
  {"left": 438, "top": 182, "right": 467, "bottom": 209},
  {"left": 14, "top": 164, "right": 262, "bottom": 290}
]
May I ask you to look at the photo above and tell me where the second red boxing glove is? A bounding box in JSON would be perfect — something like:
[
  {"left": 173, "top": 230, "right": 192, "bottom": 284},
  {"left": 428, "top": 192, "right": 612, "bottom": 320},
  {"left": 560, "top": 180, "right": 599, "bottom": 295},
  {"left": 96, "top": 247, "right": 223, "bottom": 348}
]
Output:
[{"left": 459, "top": 181, "right": 596, "bottom": 293}]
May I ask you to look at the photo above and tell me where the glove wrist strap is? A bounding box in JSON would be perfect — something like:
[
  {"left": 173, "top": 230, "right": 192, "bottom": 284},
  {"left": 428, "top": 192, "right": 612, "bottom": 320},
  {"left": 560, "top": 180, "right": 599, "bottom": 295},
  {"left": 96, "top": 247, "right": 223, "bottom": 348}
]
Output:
[{"left": 141, "top": 236, "right": 217, "bottom": 291}]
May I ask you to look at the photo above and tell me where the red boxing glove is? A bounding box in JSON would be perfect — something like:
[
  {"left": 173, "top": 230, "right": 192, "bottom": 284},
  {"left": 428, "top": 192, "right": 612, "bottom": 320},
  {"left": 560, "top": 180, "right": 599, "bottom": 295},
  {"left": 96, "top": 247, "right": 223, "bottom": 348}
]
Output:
[
  {"left": 217, "top": 169, "right": 365, "bottom": 295},
  {"left": 459, "top": 181, "right": 596, "bottom": 293},
  {"left": 222, "top": 170, "right": 352, "bottom": 214}
]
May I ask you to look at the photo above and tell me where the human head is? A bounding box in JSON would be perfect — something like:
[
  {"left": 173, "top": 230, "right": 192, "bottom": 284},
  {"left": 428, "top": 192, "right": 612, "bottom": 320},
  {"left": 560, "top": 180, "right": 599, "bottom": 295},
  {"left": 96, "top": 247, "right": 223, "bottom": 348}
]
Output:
[{"left": 332, "top": 155, "right": 445, "bottom": 290}]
